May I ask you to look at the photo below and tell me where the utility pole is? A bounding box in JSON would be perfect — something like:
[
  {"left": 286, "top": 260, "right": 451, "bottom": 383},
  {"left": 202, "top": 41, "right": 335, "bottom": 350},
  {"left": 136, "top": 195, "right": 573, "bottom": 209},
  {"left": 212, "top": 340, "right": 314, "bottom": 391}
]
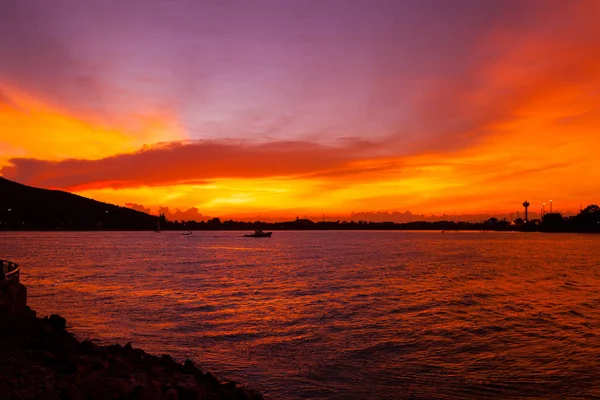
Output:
[{"left": 541, "top": 202, "right": 545, "bottom": 218}]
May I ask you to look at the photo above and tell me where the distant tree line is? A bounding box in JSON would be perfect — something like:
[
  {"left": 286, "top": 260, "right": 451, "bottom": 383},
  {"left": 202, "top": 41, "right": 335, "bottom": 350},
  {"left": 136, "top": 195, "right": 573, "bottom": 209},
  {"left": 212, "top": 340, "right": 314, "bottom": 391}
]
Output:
[
  {"left": 155, "top": 205, "right": 600, "bottom": 233},
  {"left": 3, "top": 206, "right": 600, "bottom": 233},
  {"left": 536, "top": 204, "right": 600, "bottom": 232}
]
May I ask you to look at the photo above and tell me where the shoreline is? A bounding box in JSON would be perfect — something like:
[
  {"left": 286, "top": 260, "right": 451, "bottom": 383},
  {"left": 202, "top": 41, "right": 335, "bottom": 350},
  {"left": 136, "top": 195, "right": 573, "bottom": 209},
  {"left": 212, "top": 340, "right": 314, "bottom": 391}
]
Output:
[
  {"left": 0, "top": 228, "right": 598, "bottom": 234},
  {"left": 0, "top": 307, "right": 264, "bottom": 400}
]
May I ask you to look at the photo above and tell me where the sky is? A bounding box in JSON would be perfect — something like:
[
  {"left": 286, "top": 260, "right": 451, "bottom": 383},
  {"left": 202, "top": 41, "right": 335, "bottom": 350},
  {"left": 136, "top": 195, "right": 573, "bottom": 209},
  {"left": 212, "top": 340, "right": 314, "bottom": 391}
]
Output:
[{"left": 1, "top": 0, "right": 600, "bottom": 220}]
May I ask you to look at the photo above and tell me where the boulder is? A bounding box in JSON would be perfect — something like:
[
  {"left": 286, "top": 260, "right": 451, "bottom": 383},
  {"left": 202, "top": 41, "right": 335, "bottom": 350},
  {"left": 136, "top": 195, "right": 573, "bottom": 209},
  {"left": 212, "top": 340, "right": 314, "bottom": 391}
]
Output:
[
  {"left": 182, "top": 359, "right": 197, "bottom": 374},
  {"left": 128, "top": 385, "right": 166, "bottom": 400},
  {"left": 48, "top": 314, "right": 67, "bottom": 331}
]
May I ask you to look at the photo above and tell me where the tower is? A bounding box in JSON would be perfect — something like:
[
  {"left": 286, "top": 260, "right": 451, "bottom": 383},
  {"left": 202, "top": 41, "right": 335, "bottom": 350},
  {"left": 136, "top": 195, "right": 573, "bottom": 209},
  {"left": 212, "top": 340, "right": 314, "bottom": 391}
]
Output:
[{"left": 522, "top": 201, "right": 530, "bottom": 222}]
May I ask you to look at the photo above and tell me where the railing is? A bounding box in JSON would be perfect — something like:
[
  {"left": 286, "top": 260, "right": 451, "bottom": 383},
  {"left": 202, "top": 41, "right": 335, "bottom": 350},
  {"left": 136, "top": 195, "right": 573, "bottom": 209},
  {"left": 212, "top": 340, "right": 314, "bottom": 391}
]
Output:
[{"left": 0, "top": 260, "right": 20, "bottom": 287}]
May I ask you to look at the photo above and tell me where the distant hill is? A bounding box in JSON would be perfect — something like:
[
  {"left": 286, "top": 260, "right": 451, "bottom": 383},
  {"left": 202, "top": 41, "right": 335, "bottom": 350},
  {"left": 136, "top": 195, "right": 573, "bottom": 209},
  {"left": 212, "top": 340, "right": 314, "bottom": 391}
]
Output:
[{"left": 0, "top": 177, "right": 157, "bottom": 230}]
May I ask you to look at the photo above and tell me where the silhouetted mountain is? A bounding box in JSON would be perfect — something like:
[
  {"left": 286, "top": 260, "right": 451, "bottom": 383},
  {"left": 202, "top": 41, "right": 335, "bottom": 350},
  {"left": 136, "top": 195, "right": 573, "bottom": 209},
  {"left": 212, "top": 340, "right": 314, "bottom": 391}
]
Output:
[{"left": 0, "top": 177, "right": 157, "bottom": 230}]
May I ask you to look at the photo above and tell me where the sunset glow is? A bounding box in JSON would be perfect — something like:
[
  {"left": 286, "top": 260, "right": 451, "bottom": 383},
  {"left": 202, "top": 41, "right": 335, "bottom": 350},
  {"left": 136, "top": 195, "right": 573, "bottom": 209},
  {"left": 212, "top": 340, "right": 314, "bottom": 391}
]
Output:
[{"left": 1, "top": 1, "right": 600, "bottom": 220}]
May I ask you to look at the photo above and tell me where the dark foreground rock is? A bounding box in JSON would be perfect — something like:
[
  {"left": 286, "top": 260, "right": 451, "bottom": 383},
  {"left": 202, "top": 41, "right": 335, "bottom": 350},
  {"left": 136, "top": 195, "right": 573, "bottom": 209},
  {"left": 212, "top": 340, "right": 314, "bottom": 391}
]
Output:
[{"left": 0, "top": 307, "right": 263, "bottom": 400}]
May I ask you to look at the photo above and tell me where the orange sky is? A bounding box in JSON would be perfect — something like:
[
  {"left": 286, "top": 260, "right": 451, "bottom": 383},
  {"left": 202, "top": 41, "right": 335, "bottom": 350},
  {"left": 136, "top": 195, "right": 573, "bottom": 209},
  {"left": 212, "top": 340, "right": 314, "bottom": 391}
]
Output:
[{"left": 1, "top": 1, "right": 599, "bottom": 220}]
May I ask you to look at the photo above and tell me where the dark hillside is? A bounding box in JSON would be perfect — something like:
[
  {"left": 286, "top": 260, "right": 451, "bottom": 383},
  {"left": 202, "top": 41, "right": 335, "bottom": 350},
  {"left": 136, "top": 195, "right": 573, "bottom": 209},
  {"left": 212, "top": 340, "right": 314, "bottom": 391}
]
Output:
[{"left": 0, "top": 177, "right": 156, "bottom": 230}]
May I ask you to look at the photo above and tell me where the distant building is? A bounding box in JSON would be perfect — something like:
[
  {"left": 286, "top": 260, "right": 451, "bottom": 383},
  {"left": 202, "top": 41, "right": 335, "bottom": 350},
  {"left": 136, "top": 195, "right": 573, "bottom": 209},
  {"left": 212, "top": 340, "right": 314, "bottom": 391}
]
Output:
[{"left": 522, "top": 201, "right": 530, "bottom": 222}]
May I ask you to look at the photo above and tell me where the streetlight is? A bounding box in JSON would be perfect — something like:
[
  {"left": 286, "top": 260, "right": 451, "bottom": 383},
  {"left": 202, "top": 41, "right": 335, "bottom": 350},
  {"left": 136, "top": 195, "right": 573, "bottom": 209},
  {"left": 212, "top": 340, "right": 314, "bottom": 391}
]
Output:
[
  {"left": 550, "top": 200, "right": 553, "bottom": 213},
  {"left": 542, "top": 202, "right": 546, "bottom": 217}
]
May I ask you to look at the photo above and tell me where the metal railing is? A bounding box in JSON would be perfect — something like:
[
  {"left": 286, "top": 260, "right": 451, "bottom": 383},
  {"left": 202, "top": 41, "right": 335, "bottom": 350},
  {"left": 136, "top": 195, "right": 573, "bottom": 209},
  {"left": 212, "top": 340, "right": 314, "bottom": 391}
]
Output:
[{"left": 0, "top": 260, "right": 20, "bottom": 287}]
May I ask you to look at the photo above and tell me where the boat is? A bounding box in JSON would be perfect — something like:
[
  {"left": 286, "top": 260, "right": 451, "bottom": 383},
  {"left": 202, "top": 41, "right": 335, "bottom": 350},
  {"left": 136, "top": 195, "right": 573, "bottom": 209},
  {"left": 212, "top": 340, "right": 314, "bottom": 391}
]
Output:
[
  {"left": 244, "top": 229, "right": 272, "bottom": 238},
  {"left": 182, "top": 231, "right": 192, "bottom": 236}
]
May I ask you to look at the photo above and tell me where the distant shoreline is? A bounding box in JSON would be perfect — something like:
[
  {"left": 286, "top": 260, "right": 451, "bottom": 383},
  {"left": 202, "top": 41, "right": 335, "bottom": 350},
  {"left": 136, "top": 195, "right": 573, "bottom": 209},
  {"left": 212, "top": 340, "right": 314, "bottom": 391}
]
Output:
[
  {"left": 3, "top": 177, "right": 599, "bottom": 233},
  {"left": 1, "top": 227, "right": 598, "bottom": 233}
]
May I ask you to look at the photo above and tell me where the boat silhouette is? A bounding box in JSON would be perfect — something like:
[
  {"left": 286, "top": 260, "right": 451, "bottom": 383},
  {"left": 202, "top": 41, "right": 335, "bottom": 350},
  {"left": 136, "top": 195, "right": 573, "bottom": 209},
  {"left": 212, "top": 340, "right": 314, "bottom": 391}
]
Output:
[{"left": 244, "top": 230, "right": 272, "bottom": 238}]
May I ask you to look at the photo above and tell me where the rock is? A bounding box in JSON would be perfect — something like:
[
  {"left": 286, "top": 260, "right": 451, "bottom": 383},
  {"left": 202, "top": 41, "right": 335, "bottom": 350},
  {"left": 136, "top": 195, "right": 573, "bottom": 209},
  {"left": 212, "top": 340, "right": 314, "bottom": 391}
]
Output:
[
  {"left": 56, "top": 343, "right": 78, "bottom": 359},
  {"left": 243, "top": 389, "right": 264, "bottom": 400},
  {"left": 55, "top": 358, "right": 78, "bottom": 375},
  {"left": 133, "top": 347, "right": 147, "bottom": 358},
  {"left": 63, "top": 384, "right": 85, "bottom": 400},
  {"left": 173, "top": 374, "right": 198, "bottom": 400},
  {"left": 108, "top": 376, "right": 135, "bottom": 397},
  {"left": 108, "top": 364, "right": 131, "bottom": 379},
  {"left": 202, "top": 372, "right": 220, "bottom": 387},
  {"left": 219, "top": 381, "right": 238, "bottom": 400},
  {"left": 182, "top": 359, "right": 197, "bottom": 374},
  {"left": 89, "top": 357, "right": 107, "bottom": 372},
  {"left": 129, "top": 349, "right": 146, "bottom": 365},
  {"left": 37, "top": 388, "right": 61, "bottom": 400},
  {"left": 165, "top": 387, "right": 179, "bottom": 400},
  {"left": 83, "top": 376, "right": 134, "bottom": 399},
  {"left": 49, "top": 314, "right": 67, "bottom": 331},
  {"left": 144, "top": 353, "right": 160, "bottom": 365},
  {"left": 175, "top": 385, "right": 198, "bottom": 400},
  {"left": 128, "top": 385, "right": 166, "bottom": 400},
  {"left": 24, "top": 350, "right": 57, "bottom": 364},
  {"left": 43, "top": 323, "right": 56, "bottom": 337},
  {"left": 236, "top": 387, "right": 250, "bottom": 400},
  {"left": 25, "top": 306, "right": 37, "bottom": 318},
  {"left": 0, "top": 305, "right": 264, "bottom": 400},
  {"left": 149, "top": 364, "right": 166, "bottom": 378},
  {"left": 177, "top": 375, "right": 197, "bottom": 389},
  {"left": 222, "top": 381, "right": 236, "bottom": 390},
  {"left": 79, "top": 340, "right": 96, "bottom": 355},
  {"left": 106, "top": 343, "right": 124, "bottom": 356},
  {"left": 160, "top": 354, "right": 174, "bottom": 365},
  {"left": 131, "top": 368, "right": 152, "bottom": 390}
]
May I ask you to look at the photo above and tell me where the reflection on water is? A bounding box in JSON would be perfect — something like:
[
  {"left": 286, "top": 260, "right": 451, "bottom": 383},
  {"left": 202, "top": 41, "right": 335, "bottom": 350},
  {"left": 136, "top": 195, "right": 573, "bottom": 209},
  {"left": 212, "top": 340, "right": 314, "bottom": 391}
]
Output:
[{"left": 1, "top": 231, "right": 599, "bottom": 399}]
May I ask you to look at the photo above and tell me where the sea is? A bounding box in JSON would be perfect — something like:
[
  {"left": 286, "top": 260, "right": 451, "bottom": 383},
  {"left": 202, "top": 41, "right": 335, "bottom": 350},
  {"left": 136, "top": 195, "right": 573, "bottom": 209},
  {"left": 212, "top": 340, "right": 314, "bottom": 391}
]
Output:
[{"left": 1, "top": 231, "right": 599, "bottom": 399}]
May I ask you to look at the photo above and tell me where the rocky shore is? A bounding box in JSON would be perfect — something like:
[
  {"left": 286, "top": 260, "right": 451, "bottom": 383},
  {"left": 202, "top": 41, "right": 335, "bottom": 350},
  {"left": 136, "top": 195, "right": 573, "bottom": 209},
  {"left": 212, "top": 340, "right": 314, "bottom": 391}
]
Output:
[{"left": 0, "top": 307, "right": 264, "bottom": 400}]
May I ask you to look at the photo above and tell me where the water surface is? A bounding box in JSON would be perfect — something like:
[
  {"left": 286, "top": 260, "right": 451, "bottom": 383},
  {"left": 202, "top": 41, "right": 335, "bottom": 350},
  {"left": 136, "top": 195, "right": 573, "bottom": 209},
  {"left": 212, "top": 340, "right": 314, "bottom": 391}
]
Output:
[{"left": 1, "top": 231, "right": 599, "bottom": 399}]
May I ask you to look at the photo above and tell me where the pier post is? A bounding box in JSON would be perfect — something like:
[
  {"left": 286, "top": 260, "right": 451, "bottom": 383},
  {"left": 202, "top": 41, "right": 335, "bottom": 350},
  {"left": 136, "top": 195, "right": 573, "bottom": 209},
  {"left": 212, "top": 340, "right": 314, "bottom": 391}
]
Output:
[{"left": 0, "top": 260, "right": 27, "bottom": 323}]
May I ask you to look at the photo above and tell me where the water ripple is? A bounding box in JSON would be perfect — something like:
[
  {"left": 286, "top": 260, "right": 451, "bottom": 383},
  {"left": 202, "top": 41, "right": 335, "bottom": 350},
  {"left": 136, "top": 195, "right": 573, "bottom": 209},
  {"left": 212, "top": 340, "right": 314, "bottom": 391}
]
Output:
[{"left": 2, "top": 230, "right": 600, "bottom": 399}]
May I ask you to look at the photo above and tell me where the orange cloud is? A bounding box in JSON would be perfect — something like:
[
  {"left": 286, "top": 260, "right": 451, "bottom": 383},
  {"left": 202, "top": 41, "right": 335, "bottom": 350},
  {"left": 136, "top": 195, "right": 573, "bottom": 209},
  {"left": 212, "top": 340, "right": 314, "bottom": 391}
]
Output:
[
  {"left": 0, "top": 83, "right": 185, "bottom": 165},
  {"left": 1, "top": 140, "right": 365, "bottom": 190}
]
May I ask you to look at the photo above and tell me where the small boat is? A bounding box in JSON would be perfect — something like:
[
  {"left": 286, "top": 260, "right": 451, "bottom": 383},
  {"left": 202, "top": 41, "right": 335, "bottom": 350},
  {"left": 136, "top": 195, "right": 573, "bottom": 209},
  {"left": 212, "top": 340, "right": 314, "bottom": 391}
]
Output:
[
  {"left": 244, "top": 229, "right": 272, "bottom": 238},
  {"left": 182, "top": 231, "right": 192, "bottom": 236}
]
